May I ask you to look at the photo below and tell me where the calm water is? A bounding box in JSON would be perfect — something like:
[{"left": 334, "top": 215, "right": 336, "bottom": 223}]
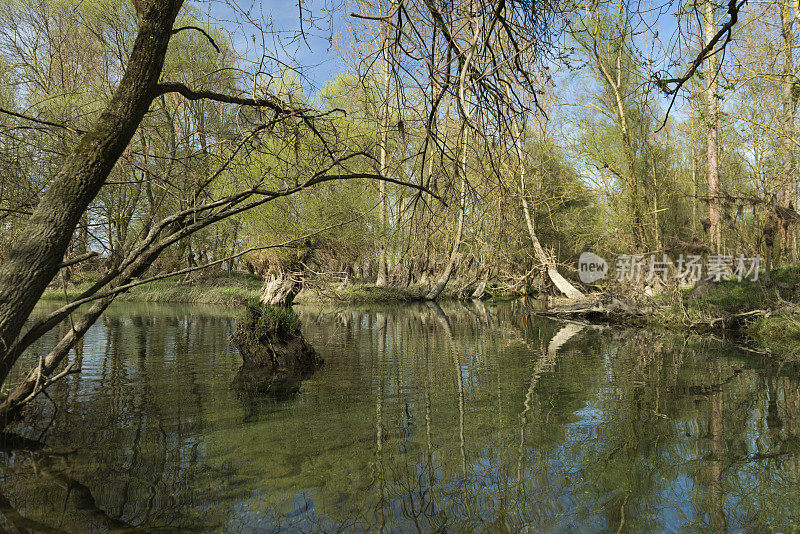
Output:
[{"left": 1, "top": 300, "right": 800, "bottom": 532}]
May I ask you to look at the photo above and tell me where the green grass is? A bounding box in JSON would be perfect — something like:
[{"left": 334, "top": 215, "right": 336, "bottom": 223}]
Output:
[
  {"left": 41, "top": 272, "right": 263, "bottom": 307},
  {"left": 298, "top": 283, "right": 424, "bottom": 304},
  {"left": 241, "top": 303, "right": 302, "bottom": 338},
  {"left": 42, "top": 266, "right": 529, "bottom": 307},
  {"left": 747, "top": 312, "right": 800, "bottom": 340},
  {"left": 643, "top": 266, "right": 800, "bottom": 352},
  {"left": 297, "top": 281, "right": 525, "bottom": 304}
]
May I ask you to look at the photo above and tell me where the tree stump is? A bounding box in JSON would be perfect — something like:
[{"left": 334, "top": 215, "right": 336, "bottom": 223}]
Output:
[{"left": 229, "top": 305, "right": 323, "bottom": 398}]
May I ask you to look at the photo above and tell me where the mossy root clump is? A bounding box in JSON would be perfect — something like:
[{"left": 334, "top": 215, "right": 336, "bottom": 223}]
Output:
[{"left": 229, "top": 304, "right": 323, "bottom": 398}]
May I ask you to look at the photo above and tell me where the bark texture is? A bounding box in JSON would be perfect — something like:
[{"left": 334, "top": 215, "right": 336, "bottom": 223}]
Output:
[
  {"left": 0, "top": 0, "right": 185, "bottom": 385},
  {"left": 780, "top": 0, "right": 798, "bottom": 264},
  {"left": 260, "top": 274, "right": 303, "bottom": 307}
]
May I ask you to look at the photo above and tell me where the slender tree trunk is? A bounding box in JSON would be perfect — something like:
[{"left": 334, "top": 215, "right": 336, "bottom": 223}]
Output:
[
  {"left": 780, "top": 0, "right": 798, "bottom": 264},
  {"left": 704, "top": 0, "right": 722, "bottom": 253},
  {"left": 691, "top": 104, "right": 698, "bottom": 235},
  {"left": 590, "top": 24, "right": 644, "bottom": 249},
  {"left": 0, "top": 0, "right": 184, "bottom": 386},
  {"left": 425, "top": 123, "right": 467, "bottom": 300},
  {"left": 376, "top": 12, "right": 391, "bottom": 287},
  {"left": 506, "top": 87, "right": 583, "bottom": 299}
]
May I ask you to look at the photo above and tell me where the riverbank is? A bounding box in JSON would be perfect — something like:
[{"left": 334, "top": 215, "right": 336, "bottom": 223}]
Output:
[
  {"left": 41, "top": 272, "right": 264, "bottom": 307},
  {"left": 542, "top": 266, "right": 800, "bottom": 355},
  {"left": 40, "top": 272, "right": 525, "bottom": 307},
  {"left": 43, "top": 269, "right": 800, "bottom": 354},
  {"left": 295, "top": 281, "right": 524, "bottom": 304}
]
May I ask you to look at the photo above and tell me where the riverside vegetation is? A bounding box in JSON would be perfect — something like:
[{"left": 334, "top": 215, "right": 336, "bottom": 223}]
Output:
[{"left": 2, "top": 1, "right": 800, "bottom": 529}]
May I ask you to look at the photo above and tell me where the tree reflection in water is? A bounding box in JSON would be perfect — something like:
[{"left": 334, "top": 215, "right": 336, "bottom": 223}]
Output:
[{"left": 0, "top": 301, "right": 799, "bottom": 531}]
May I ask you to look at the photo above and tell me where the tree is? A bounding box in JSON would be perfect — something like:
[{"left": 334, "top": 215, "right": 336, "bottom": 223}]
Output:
[
  {"left": 0, "top": 0, "right": 435, "bottom": 426},
  {"left": 703, "top": 0, "right": 723, "bottom": 253},
  {"left": 0, "top": 0, "right": 185, "bottom": 392}
]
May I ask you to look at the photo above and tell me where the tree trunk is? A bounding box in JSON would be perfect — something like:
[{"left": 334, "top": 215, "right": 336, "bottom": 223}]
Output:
[
  {"left": 426, "top": 123, "right": 467, "bottom": 300},
  {"left": 0, "top": 297, "right": 113, "bottom": 425},
  {"left": 0, "top": 0, "right": 184, "bottom": 386},
  {"left": 703, "top": 0, "right": 722, "bottom": 253},
  {"left": 375, "top": 8, "right": 392, "bottom": 287},
  {"left": 691, "top": 103, "right": 698, "bottom": 234},
  {"left": 589, "top": 20, "right": 645, "bottom": 249},
  {"left": 230, "top": 306, "right": 322, "bottom": 398},
  {"left": 260, "top": 273, "right": 303, "bottom": 307},
  {"left": 780, "top": 0, "right": 798, "bottom": 264},
  {"left": 506, "top": 86, "right": 583, "bottom": 299}
]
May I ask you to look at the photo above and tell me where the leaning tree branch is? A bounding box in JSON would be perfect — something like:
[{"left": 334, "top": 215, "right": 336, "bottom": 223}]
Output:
[
  {"left": 6, "top": 169, "right": 442, "bottom": 366},
  {"left": 654, "top": 0, "right": 744, "bottom": 94},
  {"left": 58, "top": 251, "right": 99, "bottom": 270},
  {"left": 0, "top": 201, "right": 386, "bottom": 417},
  {"left": 653, "top": 0, "right": 745, "bottom": 129},
  {"left": 253, "top": 172, "right": 445, "bottom": 203},
  {"left": 0, "top": 107, "right": 86, "bottom": 134},
  {"left": 155, "top": 82, "right": 337, "bottom": 119}
]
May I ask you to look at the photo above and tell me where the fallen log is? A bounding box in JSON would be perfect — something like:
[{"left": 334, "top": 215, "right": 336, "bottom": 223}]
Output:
[{"left": 538, "top": 291, "right": 777, "bottom": 333}]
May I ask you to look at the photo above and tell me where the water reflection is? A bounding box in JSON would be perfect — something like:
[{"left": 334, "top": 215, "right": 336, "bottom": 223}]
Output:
[{"left": 0, "top": 301, "right": 799, "bottom": 531}]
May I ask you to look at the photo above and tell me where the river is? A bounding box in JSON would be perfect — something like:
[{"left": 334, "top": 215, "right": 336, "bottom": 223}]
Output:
[{"left": 1, "top": 300, "right": 799, "bottom": 532}]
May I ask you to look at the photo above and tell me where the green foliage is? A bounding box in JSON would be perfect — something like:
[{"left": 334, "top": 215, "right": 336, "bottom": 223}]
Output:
[{"left": 242, "top": 304, "right": 302, "bottom": 339}]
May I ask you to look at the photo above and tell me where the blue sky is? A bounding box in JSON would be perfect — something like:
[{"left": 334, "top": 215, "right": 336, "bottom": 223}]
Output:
[
  {"left": 193, "top": 0, "right": 706, "bottom": 121},
  {"left": 198, "top": 0, "right": 349, "bottom": 95}
]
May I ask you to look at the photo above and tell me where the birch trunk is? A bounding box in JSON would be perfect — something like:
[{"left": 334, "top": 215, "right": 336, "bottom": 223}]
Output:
[
  {"left": 376, "top": 10, "right": 391, "bottom": 286},
  {"left": 703, "top": 0, "right": 722, "bottom": 253}
]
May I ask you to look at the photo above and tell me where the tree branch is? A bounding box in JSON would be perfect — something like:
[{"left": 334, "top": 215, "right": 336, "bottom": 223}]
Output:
[
  {"left": 0, "top": 107, "right": 85, "bottom": 134},
  {"left": 172, "top": 25, "right": 220, "bottom": 53},
  {"left": 155, "top": 82, "right": 310, "bottom": 116},
  {"left": 654, "top": 0, "right": 744, "bottom": 95},
  {"left": 58, "top": 251, "right": 98, "bottom": 270}
]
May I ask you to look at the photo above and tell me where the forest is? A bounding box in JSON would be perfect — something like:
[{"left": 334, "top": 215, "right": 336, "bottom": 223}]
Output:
[
  {"left": 0, "top": 0, "right": 799, "bottom": 530},
  {"left": 0, "top": 0, "right": 793, "bottom": 418}
]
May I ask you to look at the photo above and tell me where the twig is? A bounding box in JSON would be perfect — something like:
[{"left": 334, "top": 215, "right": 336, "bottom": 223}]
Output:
[
  {"left": 58, "top": 251, "right": 98, "bottom": 270},
  {"left": 172, "top": 26, "right": 220, "bottom": 53}
]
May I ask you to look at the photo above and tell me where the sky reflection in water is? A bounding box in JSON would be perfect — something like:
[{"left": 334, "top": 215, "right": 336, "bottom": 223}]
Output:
[{"left": 1, "top": 300, "right": 799, "bottom": 532}]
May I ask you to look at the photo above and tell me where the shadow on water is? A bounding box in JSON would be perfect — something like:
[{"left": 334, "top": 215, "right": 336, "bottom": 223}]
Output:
[{"left": 1, "top": 299, "right": 800, "bottom": 531}]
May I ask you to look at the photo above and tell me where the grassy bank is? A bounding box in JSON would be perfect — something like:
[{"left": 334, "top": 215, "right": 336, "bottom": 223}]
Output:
[
  {"left": 40, "top": 268, "right": 800, "bottom": 354},
  {"left": 295, "top": 281, "right": 525, "bottom": 304},
  {"left": 41, "top": 272, "right": 525, "bottom": 307},
  {"left": 41, "top": 272, "right": 263, "bottom": 307},
  {"left": 542, "top": 267, "right": 800, "bottom": 355},
  {"left": 638, "top": 267, "right": 800, "bottom": 353}
]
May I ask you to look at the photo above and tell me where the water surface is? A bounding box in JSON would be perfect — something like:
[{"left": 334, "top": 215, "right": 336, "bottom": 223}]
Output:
[{"left": 2, "top": 300, "right": 799, "bottom": 532}]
